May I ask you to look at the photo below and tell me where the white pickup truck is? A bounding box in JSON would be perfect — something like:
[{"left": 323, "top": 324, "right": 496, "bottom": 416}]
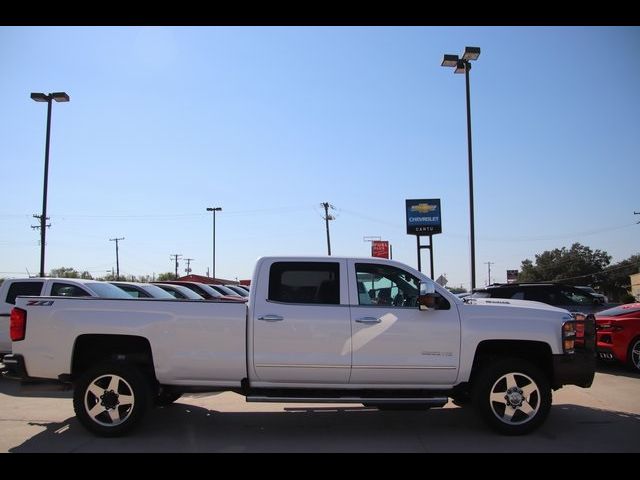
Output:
[{"left": 4, "top": 256, "right": 596, "bottom": 437}]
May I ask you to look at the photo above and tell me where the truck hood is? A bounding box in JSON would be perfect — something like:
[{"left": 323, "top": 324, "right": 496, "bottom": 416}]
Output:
[{"left": 463, "top": 297, "right": 570, "bottom": 315}]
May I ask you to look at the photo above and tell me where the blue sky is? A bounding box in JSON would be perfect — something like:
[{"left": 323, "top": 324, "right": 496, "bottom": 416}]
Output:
[{"left": 1, "top": 26, "right": 638, "bottom": 289}]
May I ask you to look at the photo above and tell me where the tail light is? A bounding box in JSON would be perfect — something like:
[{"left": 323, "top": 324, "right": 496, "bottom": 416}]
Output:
[
  {"left": 10, "top": 307, "right": 26, "bottom": 341},
  {"left": 598, "top": 322, "right": 624, "bottom": 332}
]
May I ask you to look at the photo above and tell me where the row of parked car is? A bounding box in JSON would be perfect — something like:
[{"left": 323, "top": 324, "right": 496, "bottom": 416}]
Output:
[
  {"left": 111, "top": 280, "right": 250, "bottom": 301},
  {"left": 460, "top": 282, "right": 640, "bottom": 373},
  {"left": 0, "top": 277, "right": 251, "bottom": 358},
  {"left": 1, "top": 277, "right": 638, "bottom": 373}
]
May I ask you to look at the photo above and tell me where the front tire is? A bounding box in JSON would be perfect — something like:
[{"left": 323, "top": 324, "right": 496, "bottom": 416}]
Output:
[
  {"left": 473, "top": 358, "right": 551, "bottom": 435},
  {"left": 73, "top": 362, "right": 152, "bottom": 437},
  {"left": 628, "top": 337, "right": 640, "bottom": 372}
]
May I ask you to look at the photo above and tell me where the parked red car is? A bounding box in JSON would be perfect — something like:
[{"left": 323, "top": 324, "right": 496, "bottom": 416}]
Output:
[{"left": 596, "top": 303, "right": 640, "bottom": 372}]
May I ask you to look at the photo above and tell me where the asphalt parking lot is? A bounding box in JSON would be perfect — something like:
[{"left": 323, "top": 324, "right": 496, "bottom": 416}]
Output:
[{"left": 1, "top": 363, "right": 639, "bottom": 453}]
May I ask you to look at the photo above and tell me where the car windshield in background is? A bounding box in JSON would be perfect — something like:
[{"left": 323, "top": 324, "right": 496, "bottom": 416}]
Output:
[
  {"left": 86, "top": 283, "right": 133, "bottom": 299},
  {"left": 137, "top": 284, "right": 175, "bottom": 299},
  {"left": 597, "top": 304, "right": 640, "bottom": 317},
  {"left": 577, "top": 286, "right": 596, "bottom": 294}
]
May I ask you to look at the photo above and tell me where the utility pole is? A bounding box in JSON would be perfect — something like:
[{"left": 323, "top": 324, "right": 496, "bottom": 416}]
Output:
[
  {"left": 30, "top": 215, "right": 51, "bottom": 276},
  {"left": 170, "top": 254, "right": 182, "bottom": 279},
  {"left": 321, "top": 202, "right": 335, "bottom": 256},
  {"left": 109, "top": 237, "right": 125, "bottom": 280},
  {"left": 635, "top": 211, "right": 640, "bottom": 224},
  {"left": 484, "top": 261, "right": 494, "bottom": 286},
  {"left": 185, "top": 258, "right": 194, "bottom": 276}
]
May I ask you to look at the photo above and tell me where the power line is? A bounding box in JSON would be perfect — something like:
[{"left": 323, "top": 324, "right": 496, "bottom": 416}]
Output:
[{"left": 552, "top": 261, "right": 640, "bottom": 283}]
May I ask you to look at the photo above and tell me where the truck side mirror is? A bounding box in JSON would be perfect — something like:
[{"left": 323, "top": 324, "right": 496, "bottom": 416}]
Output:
[{"left": 418, "top": 281, "right": 437, "bottom": 311}]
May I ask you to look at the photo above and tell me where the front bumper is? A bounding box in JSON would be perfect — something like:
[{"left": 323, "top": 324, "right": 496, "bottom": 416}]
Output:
[
  {"left": 553, "top": 312, "right": 596, "bottom": 388},
  {"left": 552, "top": 351, "right": 596, "bottom": 388},
  {"left": 596, "top": 347, "right": 616, "bottom": 361}
]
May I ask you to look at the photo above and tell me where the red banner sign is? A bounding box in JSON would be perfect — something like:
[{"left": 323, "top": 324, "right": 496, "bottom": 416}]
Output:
[{"left": 372, "top": 241, "right": 389, "bottom": 259}]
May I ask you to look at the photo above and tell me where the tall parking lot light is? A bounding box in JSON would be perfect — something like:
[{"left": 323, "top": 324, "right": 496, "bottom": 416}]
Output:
[
  {"left": 441, "top": 46, "right": 480, "bottom": 289},
  {"left": 31, "top": 92, "right": 70, "bottom": 277},
  {"left": 206, "top": 207, "right": 222, "bottom": 279}
]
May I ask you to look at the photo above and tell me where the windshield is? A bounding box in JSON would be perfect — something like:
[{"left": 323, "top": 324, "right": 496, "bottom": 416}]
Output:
[
  {"left": 139, "top": 284, "right": 176, "bottom": 299},
  {"left": 85, "top": 282, "right": 134, "bottom": 299},
  {"left": 577, "top": 286, "right": 596, "bottom": 294},
  {"left": 159, "top": 284, "right": 204, "bottom": 299},
  {"left": 596, "top": 303, "right": 640, "bottom": 317}
]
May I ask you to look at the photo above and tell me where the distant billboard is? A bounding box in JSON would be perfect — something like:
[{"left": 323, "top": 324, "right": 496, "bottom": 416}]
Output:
[
  {"left": 405, "top": 199, "right": 442, "bottom": 235},
  {"left": 506, "top": 270, "right": 519, "bottom": 283},
  {"left": 371, "top": 240, "right": 389, "bottom": 259}
]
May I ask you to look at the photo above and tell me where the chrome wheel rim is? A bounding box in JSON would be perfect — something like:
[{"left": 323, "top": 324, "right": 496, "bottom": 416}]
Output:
[
  {"left": 84, "top": 374, "right": 135, "bottom": 427},
  {"left": 488, "top": 372, "right": 540, "bottom": 426},
  {"left": 632, "top": 340, "right": 640, "bottom": 370}
]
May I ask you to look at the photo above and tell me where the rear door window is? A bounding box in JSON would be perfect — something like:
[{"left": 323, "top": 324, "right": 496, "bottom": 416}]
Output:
[
  {"left": 268, "top": 262, "right": 340, "bottom": 305},
  {"left": 5, "top": 282, "right": 44, "bottom": 304},
  {"left": 51, "top": 283, "right": 91, "bottom": 297}
]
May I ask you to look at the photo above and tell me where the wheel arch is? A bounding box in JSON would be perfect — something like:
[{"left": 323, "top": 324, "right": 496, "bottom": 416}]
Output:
[
  {"left": 470, "top": 340, "right": 553, "bottom": 386},
  {"left": 71, "top": 334, "right": 156, "bottom": 381}
]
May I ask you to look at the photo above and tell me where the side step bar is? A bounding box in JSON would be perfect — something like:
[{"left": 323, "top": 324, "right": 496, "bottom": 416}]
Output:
[{"left": 247, "top": 396, "right": 448, "bottom": 407}]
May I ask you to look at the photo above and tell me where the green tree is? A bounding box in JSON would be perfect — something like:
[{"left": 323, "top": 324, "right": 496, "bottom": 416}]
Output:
[
  {"left": 156, "top": 272, "right": 177, "bottom": 281},
  {"left": 518, "top": 243, "right": 611, "bottom": 284},
  {"left": 49, "top": 267, "right": 80, "bottom": 278},
  {"left": 598, "top": 254, "right": 640, "bottom": 302},
  {"left": 80, "top": 271, "right": 93, "bottom": 279}
]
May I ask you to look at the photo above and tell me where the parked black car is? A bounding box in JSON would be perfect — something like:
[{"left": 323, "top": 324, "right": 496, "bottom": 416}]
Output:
[{"left": 471, "top": 283, "right": 609, "bottom": 314}]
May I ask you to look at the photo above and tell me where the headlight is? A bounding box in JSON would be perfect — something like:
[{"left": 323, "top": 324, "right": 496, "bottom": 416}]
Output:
[{"left": 562, "top": 320, "right": 576, "bottom": 353}]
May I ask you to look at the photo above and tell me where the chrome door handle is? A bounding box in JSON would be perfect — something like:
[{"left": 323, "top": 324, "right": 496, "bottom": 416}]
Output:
[
  {"left": 257, "top": 314, "right": 284, "bottom": 322},
  {"left": 355, "top": 316, "right": 381, "bottom": 324}
]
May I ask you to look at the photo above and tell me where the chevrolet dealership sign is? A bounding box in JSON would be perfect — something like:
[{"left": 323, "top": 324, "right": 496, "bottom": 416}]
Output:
[{"left": 405, "top": 199, "right": 442, "bottom": 235}]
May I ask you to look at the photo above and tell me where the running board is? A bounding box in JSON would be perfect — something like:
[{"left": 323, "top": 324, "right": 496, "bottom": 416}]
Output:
[{"left": 246, "top": 396, "right": 449, "bottom": 407}]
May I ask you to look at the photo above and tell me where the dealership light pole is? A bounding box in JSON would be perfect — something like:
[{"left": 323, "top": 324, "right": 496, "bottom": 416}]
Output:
[
  {"left": 441, "top": 47, "right": 480, "bottom": 289},
  {"left": 206, "top": 207, "right": 222, "bottom": 279},
  {"left": 31, "top": 91, "right": 70, "bottom": 277}
]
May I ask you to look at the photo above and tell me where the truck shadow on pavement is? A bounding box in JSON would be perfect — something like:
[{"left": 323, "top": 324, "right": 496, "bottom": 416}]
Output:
[
  {"left": 596, "top": 361, "right": 640, "bottom": 380},
  {"left": 9, "top": 401, "right": 640, "bottom": 453}
]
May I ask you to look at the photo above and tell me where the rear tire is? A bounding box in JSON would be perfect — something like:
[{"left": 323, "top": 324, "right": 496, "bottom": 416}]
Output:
[
  {"left": 473, "top": 358, "right": 551, "bottom": 435},
  {"left": 73, "top": 362, "right": 151, "bottom": 437}
]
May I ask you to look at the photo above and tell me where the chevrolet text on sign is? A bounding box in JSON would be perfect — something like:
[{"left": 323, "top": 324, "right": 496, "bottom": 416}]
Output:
[{"left": 405, "top": 199, "right": 442, "bottom": 235}]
